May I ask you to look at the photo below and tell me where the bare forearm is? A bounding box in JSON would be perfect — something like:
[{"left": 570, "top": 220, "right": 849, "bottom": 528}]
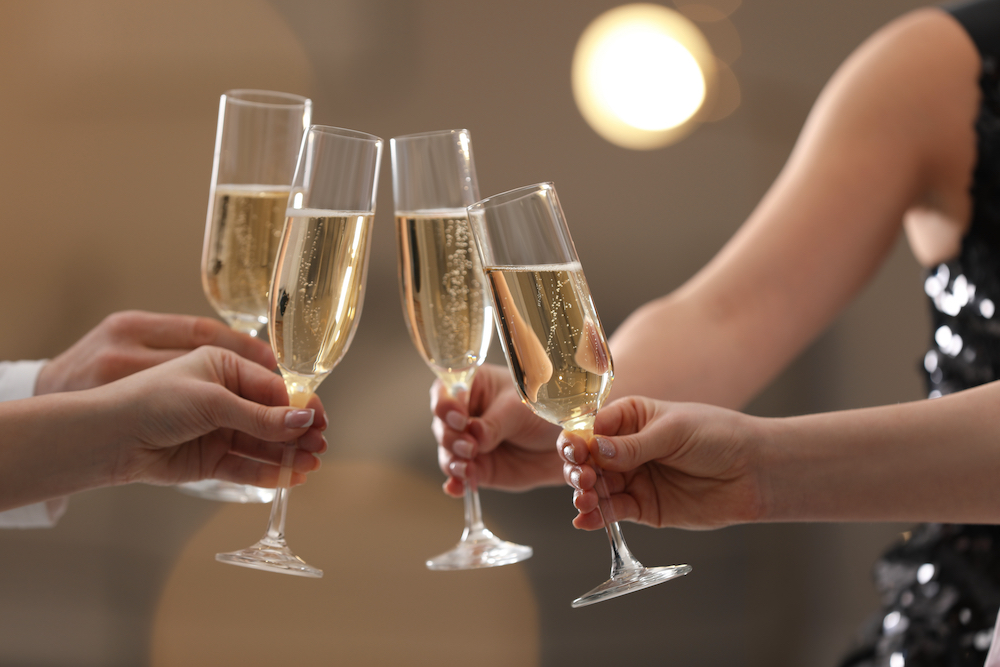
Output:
[
  {"left": 764, "top": 382, "right": 1000, "bottom": 524},
  {"left": 0, "top": 392, "right": 119, "bottom": 511},
  {"left": 609, "top": 284, "right": 819, "bottom": 410}
]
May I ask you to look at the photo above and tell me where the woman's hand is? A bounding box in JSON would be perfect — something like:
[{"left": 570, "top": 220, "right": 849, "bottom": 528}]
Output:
[
  {"left": 558, "top": 396, "right": 767, "bottom": 531},
  {"left": 103, "top": 345, "right": 326, "bottom": 489},
  {"left": 35, "top": 311, "right": 275, "bottom": 394},
  {"left": 431, "top": 363, "right": 563, "bottom": 495}
]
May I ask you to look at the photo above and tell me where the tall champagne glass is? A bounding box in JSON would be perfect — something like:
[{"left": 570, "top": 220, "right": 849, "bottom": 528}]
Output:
[
  {"left": 216, "top": 125, "right": 383, "bottom": 577},
  {"left": 182, "top": 89, "right": 311, "bottom": 504},
  {"left": 467, "top": 182, "right": 691, "bottom": 606},
  {"left": 391, "top": 129, "right": 532, "bottom": 570}
]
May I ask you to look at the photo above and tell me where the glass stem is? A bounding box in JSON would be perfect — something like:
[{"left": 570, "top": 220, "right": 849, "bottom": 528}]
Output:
[
  {"left": 263, "top": 443, "right": 296, "bottom": 544},
  {"left": 450, "top": 381, "right": 490, "bottom": 541},
  {"left": 594, "top": 465, "right": 643, "bottom": 579},
  {"left": 462, "top": 478, "right": 487, "bottom": 539}
]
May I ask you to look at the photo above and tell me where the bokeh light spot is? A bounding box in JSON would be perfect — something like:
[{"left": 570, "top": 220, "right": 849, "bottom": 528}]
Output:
[{"left": 573, "top": 3, "right": 717, "bottom": 150}]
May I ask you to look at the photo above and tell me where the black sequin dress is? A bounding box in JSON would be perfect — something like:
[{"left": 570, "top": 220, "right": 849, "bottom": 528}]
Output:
[{"left": 839, "top": 2, "right": 1000, "bottom": 666}]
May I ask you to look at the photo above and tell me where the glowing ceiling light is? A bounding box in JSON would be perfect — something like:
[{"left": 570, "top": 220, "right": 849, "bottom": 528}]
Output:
[
  {"left": 573, "top": 3, "right": 716, "bottom": 150},
  {"left": 592, "top": 26, "right": 705, "bottom": 131}
]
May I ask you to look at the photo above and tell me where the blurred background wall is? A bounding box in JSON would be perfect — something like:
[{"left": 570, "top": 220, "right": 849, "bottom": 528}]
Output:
[{"left": 0, "top": 0, "right": 936, "bottom": 664}]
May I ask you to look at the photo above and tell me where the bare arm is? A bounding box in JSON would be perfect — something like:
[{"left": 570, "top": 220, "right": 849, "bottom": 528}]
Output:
[
  {"left": 561, "top": 380, "right": 1000, "bottom": 530},
  {"left": 0, "top": 347, "right": 326, "bottom": 512},
  {"left": 765, "top": 381, "right": 1000, "bottom": 524},
  {"left": 610, "top": 7, "right": 979, "bottom": 407}
]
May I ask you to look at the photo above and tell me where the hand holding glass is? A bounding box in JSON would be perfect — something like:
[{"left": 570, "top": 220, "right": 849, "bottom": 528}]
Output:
[
  {"left": 467, "top": 183, "right": 691, "bottom": 606},
  {"left": 391, "top": 129, "right": 532, "bottom": 569},
  {"left": 216, "top": 125, "right": 383, "bottom": 577}
]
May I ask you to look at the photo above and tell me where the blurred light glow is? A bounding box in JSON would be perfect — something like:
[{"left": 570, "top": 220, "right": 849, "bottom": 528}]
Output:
[
  {"left": 592, "top": 26, "right": 704, "bottom": 130},
  {"left": 573, "top": 3, "right": 716, "bottom": 149}
]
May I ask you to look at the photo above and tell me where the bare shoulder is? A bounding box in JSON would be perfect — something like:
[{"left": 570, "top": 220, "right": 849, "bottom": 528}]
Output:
[
  {"left": 855, "top": 6, "right": 984, "bottom": 266},
  {"left": 795, "top": 6, "right": 980, "bottom": 262},
  {"left": 818, "top": 7, "right": 979, "bottom": 129}
]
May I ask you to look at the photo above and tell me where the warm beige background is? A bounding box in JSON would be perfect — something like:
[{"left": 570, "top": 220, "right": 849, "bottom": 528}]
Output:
[{"left": 0, "top": 0, "right": 934, "bottom": 665}]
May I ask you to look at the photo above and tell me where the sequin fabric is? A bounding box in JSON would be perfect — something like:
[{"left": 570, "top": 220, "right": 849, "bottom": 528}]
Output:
[{"left": 838, "top": 41, "right": 1000, "bottom": 667}]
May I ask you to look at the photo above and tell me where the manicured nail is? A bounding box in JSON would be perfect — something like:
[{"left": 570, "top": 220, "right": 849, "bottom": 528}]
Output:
[
  {"left": 445, "top": 411, "right": 467, "bottom": 431},
  {"left": 562, "top": 443, "right": 577, "bottom": 464},
  {"left": 573, "top": 489, "right": 584, "bottom": 509},
  {"left": 453, "top": 439, "right": 474, "bottom": 459},
  {"left": 569, "top": 467, "right": 582, "bottom": 489},
  {"left": 285, "top": 409, "right": 315, "bottom": 428},
  {"left": 449, "top": 460, "right": 468, "bottom": 479},
  {"left": 596, "top": 436, "right": 615, "bottom": 458}
]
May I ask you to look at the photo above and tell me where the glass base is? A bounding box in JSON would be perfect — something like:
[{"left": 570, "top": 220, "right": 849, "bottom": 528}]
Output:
[
  {"left": 426, "top": 530, "right": 533, "bottom": 570},
  {"left": 571, "top": 564, "right": 692, "bottom": 608},
  {"left": 176, "top": 480, "right": 276, "bottom": 504},
  {"left": 216, "top": 537, "right": 323, "bottom": 578}
]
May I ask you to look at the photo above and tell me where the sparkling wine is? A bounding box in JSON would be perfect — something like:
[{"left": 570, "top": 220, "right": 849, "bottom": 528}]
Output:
[
  {"left": 396, "top": 209, "right": 492, "bottom": 390},
  {"left": 202, "top": 185, "right": 291, "bottom": 335},
  {"left": 486, "top": 262, "right": 613, "bottom": 432},
  {"left": 269, "top": 209, "right": 373, "bottom": 401}
]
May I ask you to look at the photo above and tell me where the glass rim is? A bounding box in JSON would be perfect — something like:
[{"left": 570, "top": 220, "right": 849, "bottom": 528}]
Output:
[
  {"left": 222, "top": 89, "right": 311, "bottom": 109},
  {"left": 308, "top": 124, "right": 383, "bottom": 145},
  {"left": 390, "top": 128, "right": 470, "bottom": 143},
  {"left": 468, "top": 181, "right": 555, "bottom": 212}
]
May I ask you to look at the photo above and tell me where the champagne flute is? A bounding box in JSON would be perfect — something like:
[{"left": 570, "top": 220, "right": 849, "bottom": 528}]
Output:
[
  {"left": 216, "top": 125, "right": 383, "bottom": 577},
  {"left": 467, "top": 182, "right": 691, "bottom": 606},
  {"left": 182, "top": 89, "right": 311, "bottom": 504},
  {"left": 390, "top": 129, "right": 533, "bottom": 570}
]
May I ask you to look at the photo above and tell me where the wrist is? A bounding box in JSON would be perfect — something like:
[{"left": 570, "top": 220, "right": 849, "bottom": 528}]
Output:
[
  {"left": 55, "top": 388, "right": 125, "bottom": 491},
  {"left": 85, "top": 382, "right": 143, "bottom": 487},
  {"left": 754, "top": 416, "right": 797, "bottom": 522},
  {"left": 0, "top": 389, "right": 121, "bottom": 510}
]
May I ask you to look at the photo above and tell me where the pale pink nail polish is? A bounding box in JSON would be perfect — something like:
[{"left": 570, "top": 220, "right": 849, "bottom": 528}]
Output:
[
  {"left": 453, "top": 439, "right": 474, "bottom": 459},
  {"left": 445, "top": 411, "right": 467, "bottom": 431},
  {"left": 285, "top": 409, "right": 315, "bottom": 428},
  {"left": 449, "top": 461, "right": 468, "bottom": 479},
  {"left": 596, "top": 436, "right": 615, "bottom": 458}
]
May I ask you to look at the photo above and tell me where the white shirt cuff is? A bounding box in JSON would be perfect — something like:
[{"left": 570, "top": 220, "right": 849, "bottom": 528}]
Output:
[
  {"left": 0, "top": 498, "right": 69, "bottom": 528},
  {"left": 0, "top": 359, "right": 47, "bottom": 401}
]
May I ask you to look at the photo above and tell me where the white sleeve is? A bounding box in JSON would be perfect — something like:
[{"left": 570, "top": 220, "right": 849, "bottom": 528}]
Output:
[
  {"left": 0, "top": 498, "right": 69, "bottom": 529},
  {"left": 0, "top": 359, "right": 70, "bottom": 529},
  {"left": 0, "top": 359, "right": 46, "bottom": 400}
]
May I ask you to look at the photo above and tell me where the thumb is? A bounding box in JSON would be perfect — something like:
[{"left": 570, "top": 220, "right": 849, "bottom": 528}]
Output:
[
  {"left": 470, "top": 388, "right": 544, "bottom": 454},
  {"left": 588, "top": 397, "right": 681, "bottom": 472},
  {"left": 587, "top": 433, "right": 650, "bottom": 473},
  {"left": 590, "top": 427, "right": 687, "bottom": 475},
  {"left": 211, "top": 389, "right": 316, "bottom": 442}
]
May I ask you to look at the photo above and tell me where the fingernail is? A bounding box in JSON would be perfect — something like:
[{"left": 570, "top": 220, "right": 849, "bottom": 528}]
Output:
[
  {"left": 445, "top": 411, "right": 467, "bottom": 431},
  {"left": 562, "top": 443, "right": 577, "bottom": 464},
  {"left": 449, "top": 460, "right": 467, "bottom": 479},
  {"left": 596, "top": 436, "right": 615, "bottom": 458},
  {"left": 285, "top": 409, "right": 315, "bottom": 428},
  {"left": 453, "top": 439, "right": 474, "bottom": 459},
  {"left": 569, "top": 467, "right": 582, "bottom": 489},
  {"left": 573, "top": 489, "right": 584, "bottom": 508}
]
